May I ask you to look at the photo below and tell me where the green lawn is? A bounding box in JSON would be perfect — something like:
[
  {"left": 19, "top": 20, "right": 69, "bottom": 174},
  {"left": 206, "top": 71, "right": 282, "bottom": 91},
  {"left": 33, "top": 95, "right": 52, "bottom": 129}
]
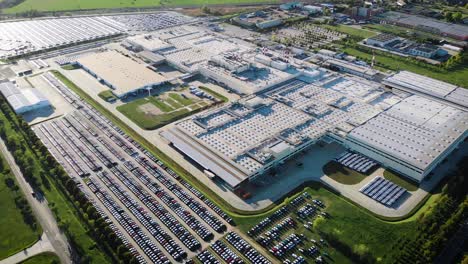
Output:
[
  {"left": 0, "top": 157, "right": 41, "bottom": 260},
  {"left": 383, "top": 169, "right": 419, "bottom": 192},
  {"left": 322, "top": 161, "right": 369, "bottom": 185},
  {"left": 117, "top": 94, "right": 204, "bottom": 130},
  {"left": 20, "top": 252, "right": 59, "bottom": 264},
  {"left": 97, "top": 90, "right": 117, "bottom": 102},
  {"left": 4, "top": 0, "right": 277, "bottom": 13},
  {"left": 320, "top": 24, "right": 377, "bottom": 40},
  {"left": 169, "top": 93, "right": 195, "bottom": 106}
]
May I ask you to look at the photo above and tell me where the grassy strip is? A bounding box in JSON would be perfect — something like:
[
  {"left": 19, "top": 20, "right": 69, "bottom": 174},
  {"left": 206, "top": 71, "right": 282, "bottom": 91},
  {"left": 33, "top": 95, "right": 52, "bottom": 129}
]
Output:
[
  {"left": 61, "top": 64, "right": 79, "bottom": 71},
  {"left": 383, "top": 169, "right": 419, "bottom": 192},
  {"left": 0, "top": 156, "right": 41, "bottom": 260},
  {"left": 322, "top": 161, "right": 368, "bottom": 185},
  {"left": 20, "top": 252, "right": 60, "bottom": 264},
  {"left": 199, "top": 86, "right": 229, "bottom": 103},
  {"left": 97, "top": 90, "right": 117, "bottom": 102}
]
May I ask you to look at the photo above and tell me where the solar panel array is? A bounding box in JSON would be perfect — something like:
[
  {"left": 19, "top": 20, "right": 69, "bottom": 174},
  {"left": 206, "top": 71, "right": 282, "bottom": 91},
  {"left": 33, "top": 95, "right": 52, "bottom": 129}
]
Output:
[{"left": 359, "top": 176, "right": 407, "bottom": 207}]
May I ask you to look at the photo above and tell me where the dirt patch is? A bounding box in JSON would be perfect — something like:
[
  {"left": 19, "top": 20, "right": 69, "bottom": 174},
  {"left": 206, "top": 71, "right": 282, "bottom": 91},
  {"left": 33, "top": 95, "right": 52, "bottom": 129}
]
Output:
[{"left": 138, "top": 102, "right": 162, "bottom": 116}]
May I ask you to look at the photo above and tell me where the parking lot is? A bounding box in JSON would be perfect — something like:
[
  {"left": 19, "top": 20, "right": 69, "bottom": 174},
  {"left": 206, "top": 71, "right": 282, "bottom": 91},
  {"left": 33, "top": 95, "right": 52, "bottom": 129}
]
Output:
[
  {"left": 247, "top": 193, "right": 345, "bottom": 264},
  {"left": 32, "top": 72, "right": 254, "bottom": 263}
]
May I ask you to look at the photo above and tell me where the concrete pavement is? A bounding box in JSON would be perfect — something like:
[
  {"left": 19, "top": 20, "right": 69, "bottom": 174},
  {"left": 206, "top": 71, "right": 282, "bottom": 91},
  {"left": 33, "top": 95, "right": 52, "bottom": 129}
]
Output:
[
  {"left": 0, "top": 233, "right": 54, "bottom": 264},
  {"left": 0, "top": 138, "right": 72, "bottom": 264}
]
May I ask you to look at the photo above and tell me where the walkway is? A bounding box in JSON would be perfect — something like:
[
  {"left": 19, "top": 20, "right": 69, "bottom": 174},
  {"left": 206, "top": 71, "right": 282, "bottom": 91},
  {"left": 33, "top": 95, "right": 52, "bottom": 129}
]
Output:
[{"left": 0, "top": 234, "right": 54, "bottom": 264}]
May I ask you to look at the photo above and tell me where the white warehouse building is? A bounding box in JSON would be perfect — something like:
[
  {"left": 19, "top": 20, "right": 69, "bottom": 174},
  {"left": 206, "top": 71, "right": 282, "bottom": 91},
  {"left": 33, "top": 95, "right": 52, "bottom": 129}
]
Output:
[{"left": 0, "top": 82, "right": 50, "bottom": 114}]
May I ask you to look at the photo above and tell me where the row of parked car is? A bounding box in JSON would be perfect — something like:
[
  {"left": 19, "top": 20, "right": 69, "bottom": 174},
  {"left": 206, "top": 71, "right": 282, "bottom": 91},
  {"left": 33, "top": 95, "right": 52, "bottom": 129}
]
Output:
[
  {"left": 137, "top": 156, "right": 227, "bottom": 233},
  {"left": 270, "top": 234, "right": 303, "bottom": 258},
  {"left": 211, "top": 240, "right": 244, "bottom": 264},
  {"left": 225, "top": 232, "right": 271, "bottom": 264},
  {"left": 263, "top": 217, "right": 296, "bottom": 241},
  {"left": 87, "top": 177, "right": 167, "bottom": 264},
  {"left": 124, "top": 162, "right": 214, "bottom": 242},
  {"left": 97, "top": 171, "right": 188, "bottom": 261},
  {"left": 248, "top": 194, "right": 307, "bottom": 237},
  {"left": 197, "top": 250, "right": 220, "bottom": 264},
  {"left": 108, "top": 166, "right": 202, "bottom": 252}
]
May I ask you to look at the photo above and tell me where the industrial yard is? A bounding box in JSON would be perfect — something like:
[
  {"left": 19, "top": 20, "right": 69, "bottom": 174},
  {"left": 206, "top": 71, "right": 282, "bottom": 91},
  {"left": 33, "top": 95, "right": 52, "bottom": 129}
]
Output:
[{"left": 0, "top": 3, "right": 467, "bottom": 264}]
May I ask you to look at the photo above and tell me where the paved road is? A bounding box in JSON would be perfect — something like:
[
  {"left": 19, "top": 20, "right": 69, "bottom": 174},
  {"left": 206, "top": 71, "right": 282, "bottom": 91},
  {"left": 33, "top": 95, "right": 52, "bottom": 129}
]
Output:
[
  {"left": 0, "top": 233, "right": 54, "bottom": 264},
  {"left": 0, "top": 138, "right": 72, "bottom": 264}
]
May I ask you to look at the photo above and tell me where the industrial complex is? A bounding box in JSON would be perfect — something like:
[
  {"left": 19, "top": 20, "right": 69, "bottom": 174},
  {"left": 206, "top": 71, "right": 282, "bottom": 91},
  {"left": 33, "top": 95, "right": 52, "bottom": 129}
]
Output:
[{"left": 0, "top": 5, "right": 466, "bottom": 264}]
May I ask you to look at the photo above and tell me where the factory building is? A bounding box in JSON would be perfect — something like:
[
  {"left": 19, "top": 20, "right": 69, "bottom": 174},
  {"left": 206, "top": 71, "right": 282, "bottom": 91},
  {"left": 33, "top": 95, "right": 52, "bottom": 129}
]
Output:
[
  {"left": 375, "top": 11, "right": 468, "bottom": 41},
  {"left": 0, "top": 82, "right": 50, "bottom": 114},
  {"left": 383, "top": 71, "right": 468, "bottom": 110},
  {"left": 366, "top": 34, "right": 400, "bottom": 47},
  {"left": 76, "top": 50, "right": 169, "bottom": 98},
  {"left": 163, "top": 70, "right": 467, "bottom": 190}
]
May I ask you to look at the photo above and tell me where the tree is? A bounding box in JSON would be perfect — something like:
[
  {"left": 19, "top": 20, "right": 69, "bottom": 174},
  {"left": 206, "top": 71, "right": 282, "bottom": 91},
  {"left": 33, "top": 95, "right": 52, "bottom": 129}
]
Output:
[{"left": 452, "top": 12, "right": 462, "bottom": 22}]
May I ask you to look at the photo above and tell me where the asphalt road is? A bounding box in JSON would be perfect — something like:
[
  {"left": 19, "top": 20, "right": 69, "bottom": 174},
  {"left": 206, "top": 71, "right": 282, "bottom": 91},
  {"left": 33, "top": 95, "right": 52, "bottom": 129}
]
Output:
[{"left": 0, "top": 138, "right": 72, "bottom": 264}]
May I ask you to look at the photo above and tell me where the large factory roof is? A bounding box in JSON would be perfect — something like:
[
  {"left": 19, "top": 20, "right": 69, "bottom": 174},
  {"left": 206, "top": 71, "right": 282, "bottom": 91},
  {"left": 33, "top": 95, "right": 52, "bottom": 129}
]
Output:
[
  {"left": 348, "top": 95, "right": 468, "bottom": 171},
  {"left": 383, "top": 71, "right": 468, "bottom": 109},
  {"left": 161, "top": 129, "right": 248, "bottom": 188},
  {"left": 77, "top": 50, "right": 168, "bottom": 96}
]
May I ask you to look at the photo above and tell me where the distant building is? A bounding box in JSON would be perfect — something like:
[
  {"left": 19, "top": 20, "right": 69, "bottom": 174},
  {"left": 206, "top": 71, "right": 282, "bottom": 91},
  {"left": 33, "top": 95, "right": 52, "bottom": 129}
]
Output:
[
  {"left": 375, "top": 11, "right": 468, "bottom": 41},
  {"left": 0, "top": 82, "right": 50, "bottom": 114},
  {"left": 280, "top": 2, "right": 303, "bottom": 10},
  {"left": 302, "top": 5, "right": 323, "bottom": 15},
  {"left": 409, "top": 44, "right": 446, "bottom": 58},
  {"left": 366, "top": 33, "right": 400, "bottom": 47}
]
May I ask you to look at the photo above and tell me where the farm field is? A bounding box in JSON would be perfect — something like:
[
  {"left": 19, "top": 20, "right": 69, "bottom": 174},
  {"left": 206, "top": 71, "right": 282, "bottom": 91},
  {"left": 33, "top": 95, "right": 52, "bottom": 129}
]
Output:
[
  {"left": 0, "top": 156, "right": 40, "bottom": 260},
  {"left": 3, "top": 0, "right": 276, "bottom": 13}
]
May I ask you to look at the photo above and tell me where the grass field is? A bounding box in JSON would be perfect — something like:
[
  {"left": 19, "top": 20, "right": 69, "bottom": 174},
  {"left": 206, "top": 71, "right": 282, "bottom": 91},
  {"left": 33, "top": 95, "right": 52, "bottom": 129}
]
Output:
[
  {"left": 322, "top": 161, "right": 368, "bottom": 185},
  {"left": 0, "top": 157, "right": 41, "bottom": 260},
  {"left": 4, "top": 0, "right": 276, "bottom": 13},
  {"left": 320, "top": 24, "right": 377, "bottom": 40},
  {"left": 20, "top": 253, "right": 60, "bottom": 264},
  {"left": 117, "top": 92, "right": 206, "bottom": 130},
  {"left": 383, "top": 170, "right": 419, "bottom": 192}
]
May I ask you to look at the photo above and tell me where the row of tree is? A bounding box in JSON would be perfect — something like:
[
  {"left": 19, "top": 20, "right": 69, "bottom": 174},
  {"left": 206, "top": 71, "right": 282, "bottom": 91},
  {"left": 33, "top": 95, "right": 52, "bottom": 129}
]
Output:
[
  {"left": 0, "top": 94, "right": 138, "bottom": 263},
  {"left": 392, "top": 156, "right": 468, "bottom": 264}
]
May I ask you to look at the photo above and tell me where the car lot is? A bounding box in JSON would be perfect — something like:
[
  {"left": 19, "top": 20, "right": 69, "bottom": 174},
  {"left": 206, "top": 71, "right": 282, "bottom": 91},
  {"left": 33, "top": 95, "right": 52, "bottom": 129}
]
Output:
[{"left": 33, "top": 72, "right": 250, "bottom": 262}]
